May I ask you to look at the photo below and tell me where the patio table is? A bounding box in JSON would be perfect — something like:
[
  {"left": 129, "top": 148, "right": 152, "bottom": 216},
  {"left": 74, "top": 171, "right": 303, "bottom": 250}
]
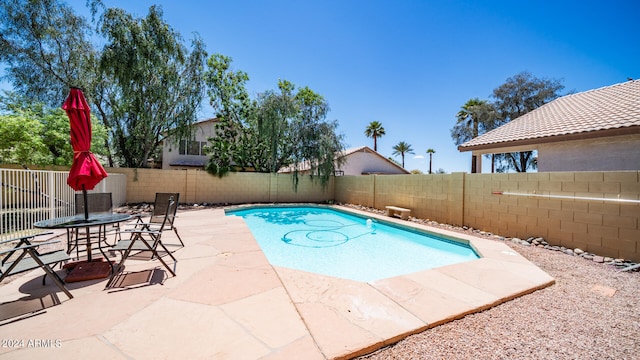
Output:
[{"left": 34, "top": 213, "right": 132, "bottom": 281}]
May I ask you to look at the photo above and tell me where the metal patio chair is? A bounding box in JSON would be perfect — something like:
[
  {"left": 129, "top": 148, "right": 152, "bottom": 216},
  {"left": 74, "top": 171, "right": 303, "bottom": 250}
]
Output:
[
  {"left": 132, "top": 192, "right": 184, "bottom": 248},
  {"left": 106, "top": 196, "right": 178, "bottom": 289},
  {"left": 0, "top": 232, "right": 73, "bottom": 299}
]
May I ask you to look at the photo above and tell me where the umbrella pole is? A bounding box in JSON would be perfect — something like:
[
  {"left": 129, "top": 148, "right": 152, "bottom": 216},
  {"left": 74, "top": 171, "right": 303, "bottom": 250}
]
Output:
[
  {"left": 83, "top": 185, "right": 89, "bottom": 220},
  {"left": 83, "top": 185, "right": 93, "bottom": 261}
]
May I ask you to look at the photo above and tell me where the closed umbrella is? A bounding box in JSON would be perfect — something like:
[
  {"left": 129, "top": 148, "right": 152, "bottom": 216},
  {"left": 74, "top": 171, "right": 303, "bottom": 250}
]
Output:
[{"left": 63, "top": 87, "right": 108, "bottom": 220}]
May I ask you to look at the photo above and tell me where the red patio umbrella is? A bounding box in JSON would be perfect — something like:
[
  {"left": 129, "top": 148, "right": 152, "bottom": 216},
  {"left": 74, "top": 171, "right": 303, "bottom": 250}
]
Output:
[{"left": 63, "top": 87, "right": 108, "bottom": 220}]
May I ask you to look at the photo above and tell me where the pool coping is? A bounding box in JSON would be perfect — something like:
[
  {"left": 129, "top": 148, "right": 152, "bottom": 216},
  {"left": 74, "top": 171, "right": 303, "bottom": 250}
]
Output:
[{"left": 0, "top": 206, "right": 555, "bottom": 359}]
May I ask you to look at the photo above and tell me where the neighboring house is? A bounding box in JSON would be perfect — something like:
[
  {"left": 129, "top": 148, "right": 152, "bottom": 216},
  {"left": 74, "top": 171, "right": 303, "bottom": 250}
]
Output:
[
  {"left": 458, "top": 79, "right": 640, "bottom": 172},
  {"left": 279, "top": 146, "right": 410, "bottom": 175},
  {"left": 162, "top": 118, "right": 218, "bottom": 170}
]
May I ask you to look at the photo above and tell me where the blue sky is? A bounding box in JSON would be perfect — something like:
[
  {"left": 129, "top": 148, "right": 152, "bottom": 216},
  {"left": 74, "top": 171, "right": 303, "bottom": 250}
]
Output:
[{"left": 7, "top": 1, "right": 640, "bottom": 172}]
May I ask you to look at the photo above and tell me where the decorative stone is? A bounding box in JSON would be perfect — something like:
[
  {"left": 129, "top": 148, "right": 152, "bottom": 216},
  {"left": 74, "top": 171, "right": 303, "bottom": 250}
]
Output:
[
  {"left": 563, "top": 249, "right": 575, "bottom": 256},
  {"left": 604, "top": 257, "right": 614, "bottom": 262},
  {"left": 582, "top": 254, "right": 594, "bottom": 260},
  {"left": 593, "top": 256, "right": 605, "bottom": 263},
  {"left": 574, "top": 248, "right": 584, "bottom": 255},
  {"left": 512, "top": 238, "right": 522, "bottom": 244},
  {"left": 590, "top": 285, "right": 617, "bottom": 297}
]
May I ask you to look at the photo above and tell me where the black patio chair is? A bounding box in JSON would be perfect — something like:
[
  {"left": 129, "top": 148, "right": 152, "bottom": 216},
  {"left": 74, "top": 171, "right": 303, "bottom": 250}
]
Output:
[
  {"left": 106, "top": 196, "right": 178, "bottom": 289},
  {"left": 132, "top": 192, "right": 184, "bottom": 248},
  {"left": 0, "top": 232, "right": 73, "bottom": 299}
]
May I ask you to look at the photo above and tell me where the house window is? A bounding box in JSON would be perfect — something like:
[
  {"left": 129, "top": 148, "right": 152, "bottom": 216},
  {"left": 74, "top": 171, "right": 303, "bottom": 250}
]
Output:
[{"left": 179, "top": 140, "right": 207, "bottom": 156}]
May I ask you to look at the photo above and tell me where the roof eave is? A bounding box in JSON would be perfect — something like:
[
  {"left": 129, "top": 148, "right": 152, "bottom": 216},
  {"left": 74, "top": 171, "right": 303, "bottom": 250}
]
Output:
[{"left": 458, "top": 126, "right": 640, "bottom": 152}]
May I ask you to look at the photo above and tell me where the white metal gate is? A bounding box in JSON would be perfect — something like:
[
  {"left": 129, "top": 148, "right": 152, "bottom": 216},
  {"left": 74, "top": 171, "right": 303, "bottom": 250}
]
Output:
[{"left": 0, "top": 168, "right": 126, "bottom": 240}]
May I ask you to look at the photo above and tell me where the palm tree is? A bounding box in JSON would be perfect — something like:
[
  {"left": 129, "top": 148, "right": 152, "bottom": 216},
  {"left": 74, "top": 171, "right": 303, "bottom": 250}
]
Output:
[
  {"left": 451, "top": 98, "right": 496, "bottom": 173},
  {"left": 392, "top": 141, "right": 414, "bottom": 168},
  {"left": 426, "top": 148, "right": 435, "bottom": 174},
  {"left": 364, "top": 121, "right": 386, "bottom": 151},
  {"left": 451, "top": 98, "right": 496, "bottom": 145}
]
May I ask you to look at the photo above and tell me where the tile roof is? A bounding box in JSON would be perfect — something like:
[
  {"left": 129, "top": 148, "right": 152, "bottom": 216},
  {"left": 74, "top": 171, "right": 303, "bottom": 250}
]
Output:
[{"left": 459, "top": 79, "right": 640, "bottom": 151}]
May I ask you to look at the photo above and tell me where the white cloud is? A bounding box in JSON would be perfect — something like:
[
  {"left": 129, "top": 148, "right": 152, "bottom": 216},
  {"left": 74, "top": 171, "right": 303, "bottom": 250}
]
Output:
[{"left": 413, "top": 155, "right": 424, "bottom": 159}]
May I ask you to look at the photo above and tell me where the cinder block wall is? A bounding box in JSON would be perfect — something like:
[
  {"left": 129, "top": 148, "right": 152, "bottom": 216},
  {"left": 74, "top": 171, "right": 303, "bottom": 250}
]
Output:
[
  {"left": 463, "top": 172, "right": 640, "bottom": 261},
  {"left": 107, "top": 168, "right": 189, "bottom": 203},
  {"left": 273, "top": 174, "right": 335, "bottom": 203},
  {"left": 333, "top": 176, "right": 374, "bottom": 207},
  {"left": 106, "top": 168, "right": 333, "bottom": 205},
  {"left": 193, "top": 172, "right": 270, "bottom": 204},
  {"left": 335, "top": 174, "right": 465, "bottom": 226},
  {"left": 335, "top": 171, "right": 640, "bottom": 262}
]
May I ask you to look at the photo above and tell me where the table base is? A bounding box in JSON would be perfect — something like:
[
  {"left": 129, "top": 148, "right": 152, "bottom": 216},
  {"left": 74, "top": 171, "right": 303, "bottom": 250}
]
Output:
[{"left": 64, "top": 259, "right": 113, "bottom": 283}]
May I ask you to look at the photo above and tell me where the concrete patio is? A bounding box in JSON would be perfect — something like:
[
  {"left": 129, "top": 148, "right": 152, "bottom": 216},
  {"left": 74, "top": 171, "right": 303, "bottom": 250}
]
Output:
[{"left": 0, "top": 206, "right": 554, "bottom": 359}]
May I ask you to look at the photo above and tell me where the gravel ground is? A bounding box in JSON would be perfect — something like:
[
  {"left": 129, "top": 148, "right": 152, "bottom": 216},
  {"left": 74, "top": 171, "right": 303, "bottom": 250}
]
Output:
[{"left": 356, "top": 222, "right": 640, "bottom": 359}]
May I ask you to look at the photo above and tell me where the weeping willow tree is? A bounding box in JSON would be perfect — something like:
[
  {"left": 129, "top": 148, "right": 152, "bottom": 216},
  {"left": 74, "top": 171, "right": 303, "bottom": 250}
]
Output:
[
  {"left": 286, "top": 84, "right": 345, "bottom": 188},
  {"left": 203, "top": 54, "right": 344, "bottom": 189},
  {"left": 97, "top": 5, "right": 207, "bottom": 168}
]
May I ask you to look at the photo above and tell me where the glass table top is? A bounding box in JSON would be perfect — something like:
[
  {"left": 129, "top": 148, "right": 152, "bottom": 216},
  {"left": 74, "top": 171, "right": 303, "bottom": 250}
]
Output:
[{"left": 33, "top": 213, "right": 132, "bottom": 229}]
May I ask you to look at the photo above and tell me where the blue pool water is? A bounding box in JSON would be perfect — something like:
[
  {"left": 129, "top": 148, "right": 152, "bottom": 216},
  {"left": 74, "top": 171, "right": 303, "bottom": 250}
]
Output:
[{"left": 226, "top": 206, "right": 479, "bottom": 282}]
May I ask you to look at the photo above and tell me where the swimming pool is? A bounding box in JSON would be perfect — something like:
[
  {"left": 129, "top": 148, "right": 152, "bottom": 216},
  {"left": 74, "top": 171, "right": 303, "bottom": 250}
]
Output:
[{"left": 226, "top": 205, "right": 479, "bottom": 282}]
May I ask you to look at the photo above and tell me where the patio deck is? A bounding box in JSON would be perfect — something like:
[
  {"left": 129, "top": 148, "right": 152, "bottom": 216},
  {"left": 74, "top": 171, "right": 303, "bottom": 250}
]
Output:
[{"left": 0, "top": 206, "right": 554, "bottom": 359}]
